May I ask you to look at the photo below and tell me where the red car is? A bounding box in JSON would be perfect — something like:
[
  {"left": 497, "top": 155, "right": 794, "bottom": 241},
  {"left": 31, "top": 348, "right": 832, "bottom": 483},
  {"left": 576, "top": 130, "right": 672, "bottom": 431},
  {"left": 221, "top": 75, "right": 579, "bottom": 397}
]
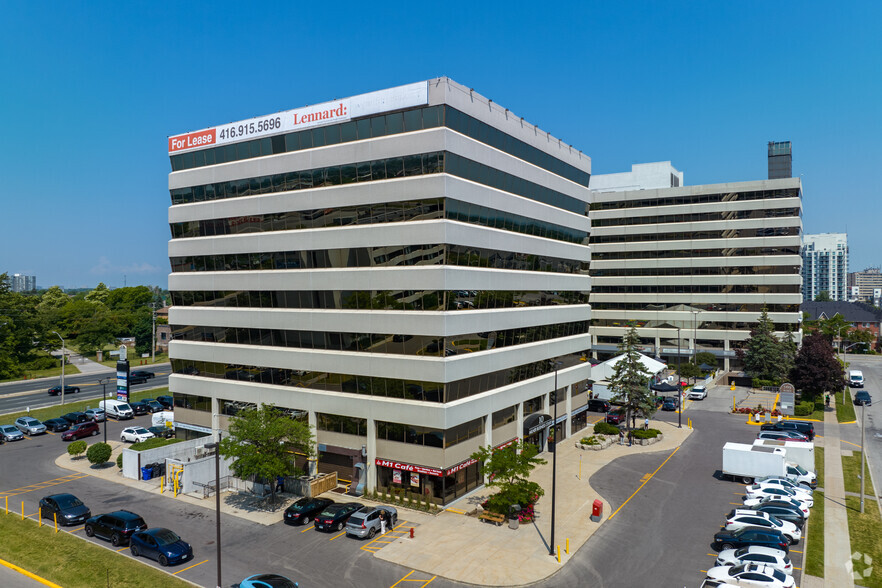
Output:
[
  {"left": 606, "top": 408, "right": 626, "bottom": 425},
  {"left": 62, "top": 421, "right": 100, "bottom": 441}
]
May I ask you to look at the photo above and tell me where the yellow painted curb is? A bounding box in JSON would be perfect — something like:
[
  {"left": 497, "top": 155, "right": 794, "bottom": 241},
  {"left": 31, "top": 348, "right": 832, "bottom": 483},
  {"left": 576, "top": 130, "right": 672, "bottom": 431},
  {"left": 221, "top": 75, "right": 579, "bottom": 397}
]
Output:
[
  {"left": 0, "top": 556, "right": 63, "bottom": 588},
  {"left": 840, "top": 420, "right": 857, "bottom": 425}
]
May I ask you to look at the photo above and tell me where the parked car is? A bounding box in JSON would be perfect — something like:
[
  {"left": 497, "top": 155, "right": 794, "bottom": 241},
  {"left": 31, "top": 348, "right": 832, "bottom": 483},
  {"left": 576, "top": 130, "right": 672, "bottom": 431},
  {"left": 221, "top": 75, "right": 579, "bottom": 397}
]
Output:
[
  {"left": 688, "top": 384, "right": 708, "bottom": 400},
  {"left": 713, "top": 527, "right": 790, "bottom": 553},
  {"left": 662, "top": 397, "right": 679, "bottom": 411},
  {"left": 48, "top": 385, "right": 80, "bottom": 396},
  {"left": 39, "top": 493, "right": 91, "bottom": 526},
  {"left": 854, "top": 391, "right": 872, "bottom": 406},
  {"left": 131, "top": 370, "right": 156, "bottom": 380},
  {"left": 144, "top": 400, "right": 164, "bottom": 413},
  {"left": 605, "top": 408, "right": 626, "bottom": 425},
  {"left": 156, "top": 395, "right": 174, "bottom": 410},
  {"left": 0, "top": 425, "right": 24, "bottom": 442},
  {"left": 239, "top": 574, "right": 300, "bottom": 588},
  {"left": 43, "top": 418, "right": 71, "bottom": 433},
  {"left": 84, "top": 510, "right": 148, "bottom": 546},
  {"left": 14, "top": 417, "right": 46, "bottom": 435},
  {"left": 120, "top": 427, "right": 155, "bottom": 443},
  {"left": 62, "top": 421, "right": 100, "bottom": 441},
  {"left": 345, "top": 505, "right": 398, "bottom": 539},
  {"left": 314, "top": 502, "right": 364, "bottom": 532},
  {"left": 84, "top": 408, "right": 105, "bottom": 422},
  {"left": 747, "top": 502, "right": 806, "bottom": 529},
  {"left": 715, "top": 545, "right": 793, "bottom": 574},
  {"left": 61, "top": 412, "right": 90, "bottom": 425},
  {"left": 723, "top": 510, "right": 801, "bottom": 544},
  {"left": 741, "top": 497, "right": 810, "bottom": 518},
  {"left": 284, "top": 497, "right": 334, "bottom": 526},
  {"left": 748, "top": 480, "right": 812, "bottom": 500},
  {"left": 705, "top": 563, "right": 795, "bottom": 587},
  {"left": 756, "top": 431, "right": 809, "bottom": 442},
  {"left": 759, "top": 420, "right": 815, "bottom": 440},
  {"left": 587, "top": 399, "right": 611, "bottom": 412},
  {"left": 147, "top": 426, "right": 175, "bottom": 439},
  {"left": 129, "top": 528, "right": 193, "bottom": 566},
  {"left": 129, "top": 402, "right": 149, "bottom": 416},
  {"left": 744, "top": 486, "right": 813, "bottom": 508}
]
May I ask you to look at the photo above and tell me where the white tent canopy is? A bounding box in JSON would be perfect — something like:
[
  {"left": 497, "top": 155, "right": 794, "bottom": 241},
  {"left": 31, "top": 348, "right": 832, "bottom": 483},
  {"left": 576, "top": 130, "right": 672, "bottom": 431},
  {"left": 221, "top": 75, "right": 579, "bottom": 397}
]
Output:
[{"left": 591, "top": 352, "right": 667, "bottom": 382}]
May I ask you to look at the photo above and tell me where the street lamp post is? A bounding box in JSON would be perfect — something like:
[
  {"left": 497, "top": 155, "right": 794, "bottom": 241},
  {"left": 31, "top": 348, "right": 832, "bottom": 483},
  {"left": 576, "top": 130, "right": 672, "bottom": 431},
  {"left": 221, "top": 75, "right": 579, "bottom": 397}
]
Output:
[
  {"left": 860, "top": 402, "right": 866, "bottom": 513},
  {"left": 52, "top": 331, "right": 65, "bottom": 406},
  {"left": 149, "top": 302, "right": 157, "bottom": 364},
  {"left": 99, "top": 377, "right": 112, "bottom": 444},
  {"left": 676, "top": 327, "right": 682, "bottom": 429},
  {"left": 691, "top": 309, "right": 702, "bottom": 361},
  {"left": 204, "top": 435, "right": 222, "bottom": 588},
  {"left": 549, "top": 360, "right": 562, "bottom": 556}
]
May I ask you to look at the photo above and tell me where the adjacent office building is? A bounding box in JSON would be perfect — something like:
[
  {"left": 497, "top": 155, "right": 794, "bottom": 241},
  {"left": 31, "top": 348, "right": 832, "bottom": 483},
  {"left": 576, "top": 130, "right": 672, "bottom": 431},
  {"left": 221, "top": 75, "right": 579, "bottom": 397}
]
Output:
[
  {"left": 801, "top": 233, "right": 848, "bottom": 302},
  {"left": 589, "top": 161, "right": 803, "bottom": 370},
  {"left": 166, "top": 78, "right": 592, "bottom": 502},
  {"left": 10, "top": 274, "right": 36, "bottom": 292},
  {"left": 848, "top": 267, "right": 882, "bottom": 303}
]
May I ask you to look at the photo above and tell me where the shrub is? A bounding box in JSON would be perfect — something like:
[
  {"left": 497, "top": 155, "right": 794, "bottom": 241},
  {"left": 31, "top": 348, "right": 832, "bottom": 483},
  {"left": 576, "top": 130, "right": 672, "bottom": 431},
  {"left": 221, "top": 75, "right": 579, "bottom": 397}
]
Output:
[
  {"left": 86, "top": 442, "right": 112, "bottom": 466},
  {"left": 631, "top": 429, "right": 660, "bottom": 439},
  {"left": 752, "top": 378, "right": 779, "bottom": 388},
  {"left": 130, "top": 438, "right": 182, "bottom": 451},
  {"left": 67, "top": 440, "right": 87, "bottom": 459},
  {"left": 580, "top": 436, "right": 600, "bottom": 445},
  {"left": 594, "top": 421, "right": 620, "bottom": 436},
  {"left": 116, "top": 453, "right": 123, "bottom": 469},
  {"left": 814, "top": 402, "right": 825, "bottom": 413},
  {"left": 794, "top": 401, "right": 814, "bottom": 417}
]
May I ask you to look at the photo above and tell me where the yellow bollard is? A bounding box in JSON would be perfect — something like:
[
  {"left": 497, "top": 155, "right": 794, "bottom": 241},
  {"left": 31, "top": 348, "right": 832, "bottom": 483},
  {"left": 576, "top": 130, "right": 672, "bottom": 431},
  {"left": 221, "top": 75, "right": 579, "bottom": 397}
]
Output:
[
  {"left": 557, "top": 545, "right": 561, "bottom": 563},
  {"left": 21, "top": 502, "right": 24, "bottom": 521},
  {"left": 160, "top": 476, "right": 164, "bottom": 494},
  {"left": 4, "top": 496, "right": 7, "bottom": 514},
  {"left": 566, "top": 538, "right": 570, "bottom": 554},
  {"left": 54, "top": 513, "right": 58, "bottom": 533}
]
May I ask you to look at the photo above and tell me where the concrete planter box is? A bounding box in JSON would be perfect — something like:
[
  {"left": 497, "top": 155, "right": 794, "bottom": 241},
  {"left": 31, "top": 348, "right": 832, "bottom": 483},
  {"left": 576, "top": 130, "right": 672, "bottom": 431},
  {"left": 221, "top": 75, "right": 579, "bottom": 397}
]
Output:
[
  {"left": 634, "top": 433, "right": 664, "bottom": 446},
  {"left": 575, "top": 435, "right": 617, "bottom": 451}
]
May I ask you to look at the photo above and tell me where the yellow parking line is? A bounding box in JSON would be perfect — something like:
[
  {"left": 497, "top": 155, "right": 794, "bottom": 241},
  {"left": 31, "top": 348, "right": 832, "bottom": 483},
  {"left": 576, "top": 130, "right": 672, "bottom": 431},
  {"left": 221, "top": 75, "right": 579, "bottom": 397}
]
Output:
[
  {"left": 391, "top": 571, "right": 415, "bottom": 587},
  {"left": 329, "top": 531, "right": 347, "bottom": 541},
  {"left": 608, "top": 446, "right": 680, "bottom": 520},
  {"left": 0, "top": 556, "right": 62, "bottom": 588},
  {"left": 790, "top": 549, "right": 803, "bottom": 553},
  {"left": 172, "top": 559, "right": 209, "bottom": 575},
  {"left": 300, "top": 525, "right": 314, "bottom": 533},
  {"left": 69, "top": 526, "right": 84, "bottom": 533},
  {"left": 421, "top": 577, "right": 436, "bottom": 587},
  {"left": 115, "top": 546, "right": 129, "bottom": 552}
]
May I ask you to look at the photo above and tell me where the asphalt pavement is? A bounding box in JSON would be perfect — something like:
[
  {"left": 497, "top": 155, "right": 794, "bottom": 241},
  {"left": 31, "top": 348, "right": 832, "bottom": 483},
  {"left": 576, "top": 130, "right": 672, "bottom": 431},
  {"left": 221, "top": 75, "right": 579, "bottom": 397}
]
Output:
[{"left": 837, "top": 355, "right": 882, "bottom": 500}]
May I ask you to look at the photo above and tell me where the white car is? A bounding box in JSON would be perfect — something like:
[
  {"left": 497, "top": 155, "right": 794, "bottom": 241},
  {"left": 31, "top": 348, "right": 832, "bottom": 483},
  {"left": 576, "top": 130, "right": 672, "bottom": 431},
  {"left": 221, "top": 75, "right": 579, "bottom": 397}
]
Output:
[
  {"left": 705, "top": 563, "right": 795, "bottom": 587},
  {"left": 741, "top": 496, "right": 810, "bottom": 518},
  {"left": 724, "top": 510, "right": 801, "bottom": 544},
  {"left": 120, "top": 427, "right": 155, "bottom": 443},
  {"left": 756, "top": 476, "right": 813, "bottom": 493},
  {"left": 747, "top": 481, "right": 812, "bottom": 501},
  {"left": 715, "top": 545, "right": 793, "bottom": 575},
  {"left": 688, "top": 384, "right": 707, "bottom": 400},
  {"left": 744, "top": 486, "right": 813, "bottom": 508}
]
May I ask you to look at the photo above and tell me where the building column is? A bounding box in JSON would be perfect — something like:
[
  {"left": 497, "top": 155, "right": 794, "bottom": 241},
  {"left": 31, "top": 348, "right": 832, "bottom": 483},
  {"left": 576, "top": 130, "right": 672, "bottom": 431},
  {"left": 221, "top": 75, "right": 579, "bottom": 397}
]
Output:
[
  {"left": 483, "top": 413, "right": 492, "bottom": 484},
  {"left": 654, "top": 336, "right": 661, "bottom": 357},
  {"left": 211, "top": 397, "right": 220, "bottom": 440},
  {"left": 564, "top": 384, "right": 573, "bottom": 440},
  {"left": 308, "top": 411, "right": 318, "bottom": 476},
  {"left": 516, "top": 402, "right": 524, "bottom": 454},
  {"left": 724, "top": 340, "right": 731, "bottom": 372},
  {"left": 366, "top": 418, "right": 377, "bottom": 492}
]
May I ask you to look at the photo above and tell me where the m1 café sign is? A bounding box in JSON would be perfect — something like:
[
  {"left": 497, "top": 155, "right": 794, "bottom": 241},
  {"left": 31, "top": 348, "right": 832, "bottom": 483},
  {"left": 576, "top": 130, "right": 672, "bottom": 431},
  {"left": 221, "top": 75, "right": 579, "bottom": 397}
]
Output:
[{"left": 375, "top": 459, "right": 441, "bottom": 477}]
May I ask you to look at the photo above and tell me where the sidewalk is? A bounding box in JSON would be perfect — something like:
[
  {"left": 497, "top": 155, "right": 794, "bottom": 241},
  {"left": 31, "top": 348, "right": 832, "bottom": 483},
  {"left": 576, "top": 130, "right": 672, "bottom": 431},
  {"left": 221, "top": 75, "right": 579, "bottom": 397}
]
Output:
[{"left": 61, "top": 353, "right": 115, "bottom": 376}]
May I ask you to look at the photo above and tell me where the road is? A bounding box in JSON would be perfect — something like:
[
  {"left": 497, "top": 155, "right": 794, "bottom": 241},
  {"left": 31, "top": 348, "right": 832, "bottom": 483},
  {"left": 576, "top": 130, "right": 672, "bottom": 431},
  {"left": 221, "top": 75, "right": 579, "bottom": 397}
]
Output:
[
  {"left": 0, "top": 366, "right": 171, "bottom": 415},
  {"left": 837, "top": 354, "right": 882, "bottom": 502}
]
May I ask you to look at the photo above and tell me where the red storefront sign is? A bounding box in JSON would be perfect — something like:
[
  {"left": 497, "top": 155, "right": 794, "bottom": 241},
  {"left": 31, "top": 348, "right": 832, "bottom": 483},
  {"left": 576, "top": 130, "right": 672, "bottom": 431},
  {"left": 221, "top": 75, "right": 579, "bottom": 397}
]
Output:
[
  {"left": 444, "top": 458, "right": 477, "bottom": 476},
  {"left": 375, "top": 458, "right": 441, "bottom": 477}
]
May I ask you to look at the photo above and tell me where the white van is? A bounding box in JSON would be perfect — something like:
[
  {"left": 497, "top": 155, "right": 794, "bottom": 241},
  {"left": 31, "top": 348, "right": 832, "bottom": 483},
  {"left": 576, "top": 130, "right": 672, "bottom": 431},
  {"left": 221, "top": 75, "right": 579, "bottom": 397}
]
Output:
[
  {"left": 849, "top": 370, "right": 864, "bottom": 388},
  {"left": 99, "top": 399, "right": 134, "bottom": 420}
]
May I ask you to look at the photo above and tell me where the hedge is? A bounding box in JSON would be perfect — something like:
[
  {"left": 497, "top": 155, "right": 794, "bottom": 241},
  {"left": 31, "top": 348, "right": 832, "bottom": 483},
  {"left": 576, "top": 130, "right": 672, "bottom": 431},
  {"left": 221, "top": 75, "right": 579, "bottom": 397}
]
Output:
[
  {"left": 594, "top": 421, "right": 620, "bottom": 435},
  {"left": 129, "top": 438, "right": 183, "bottom": 451},
  {"left": 631, "top": 428, "right": 661, "bottom": 439},
  {"left": 794, "top": 401, "right": 815, "bottom": 416}
]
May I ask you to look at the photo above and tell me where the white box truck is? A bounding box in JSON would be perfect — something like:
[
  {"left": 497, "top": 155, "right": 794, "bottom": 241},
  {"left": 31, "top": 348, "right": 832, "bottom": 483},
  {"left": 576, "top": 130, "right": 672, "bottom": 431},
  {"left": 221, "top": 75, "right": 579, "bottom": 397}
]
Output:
[
  {"left": 722, "top": 443, "right": 817, "bottom": 488},
  {"left": 592, "top": 381, "right": 613, "bottom": 401},
  {"left": 753, "top": 439, "right": 815, "bottom": 473}
]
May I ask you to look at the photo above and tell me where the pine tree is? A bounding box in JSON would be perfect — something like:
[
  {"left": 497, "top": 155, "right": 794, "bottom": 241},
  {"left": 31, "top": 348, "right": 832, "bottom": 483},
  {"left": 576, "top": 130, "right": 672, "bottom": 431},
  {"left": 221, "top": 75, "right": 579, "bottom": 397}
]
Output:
[
  {"left": 608, "top": 324, "right": 655, "bottom": 435},
  {"left": 741, "top": 308, "right": 785, "bottom": 383}
]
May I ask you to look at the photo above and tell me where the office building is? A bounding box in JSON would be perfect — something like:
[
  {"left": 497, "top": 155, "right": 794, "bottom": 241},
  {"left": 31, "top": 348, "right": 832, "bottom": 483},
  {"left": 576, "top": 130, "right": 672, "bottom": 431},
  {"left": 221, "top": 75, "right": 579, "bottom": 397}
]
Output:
[
  {"left": 801, "top": 233, "right": 848, "bottom": 302},
  {"left": 848, "top": 267, "right": 882, "bottom": 303},
  {"left": 166, "top": 78, "right": 592, "bottom": 502},
  {"left": 589, "top": 162, "right": 803, "bottom": 370},
  {"left": 11, "top": 274, "right": 36, "bottom": 292},
  {"left": 768, "top": 141, "right": 792, "bottom": 180}
]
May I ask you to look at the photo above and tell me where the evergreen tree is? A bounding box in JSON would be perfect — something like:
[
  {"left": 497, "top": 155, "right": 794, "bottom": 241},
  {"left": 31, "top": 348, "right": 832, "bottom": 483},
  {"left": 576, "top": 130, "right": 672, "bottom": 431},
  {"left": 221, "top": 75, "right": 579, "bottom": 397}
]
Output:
[
  {"left": 741, "top": 308, "right": 785, "bottom": 383},
  {"left": 608, "top": 324, "right": 655, "bottom": 435}
]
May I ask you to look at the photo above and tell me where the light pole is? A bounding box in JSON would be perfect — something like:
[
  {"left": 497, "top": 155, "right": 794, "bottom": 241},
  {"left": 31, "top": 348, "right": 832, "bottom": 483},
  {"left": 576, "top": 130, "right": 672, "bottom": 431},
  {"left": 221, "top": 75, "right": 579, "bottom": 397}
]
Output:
[
  {"left": 690, "top": 309, "right": 702, "bottom": 361},
  {"left": 52, "top": 331, "right": 66, "bottom": 405},
  {"left": 99, "top": 377, "right": 112, "bottom": 444},
  {"left": 149, "top": 302, "right": 157, "bottom": 364},
  {"left": 549, "top": 360, "right": 562, "bottom": 556},
  {"left": 204, "top": 435, "right": 222, "bottom": 588},
  {"left": 836, "top": 325, "right": 846, "bottom": 405},
  {"left": 860, "top": 402, "right": 866, "bottom": 513},
  {"left": 676, "top": 327, "right": 682, "bottom": 428}
]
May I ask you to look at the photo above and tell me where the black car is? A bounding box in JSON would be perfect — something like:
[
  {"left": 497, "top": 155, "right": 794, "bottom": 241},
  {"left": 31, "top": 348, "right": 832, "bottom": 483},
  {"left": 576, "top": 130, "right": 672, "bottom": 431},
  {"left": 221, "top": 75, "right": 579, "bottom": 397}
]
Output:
[
  {"left": 854, "top": 391, "right": 872, "bottom": 406},
  {"left": 713, "top": 526, "right": 790, "bottom": 553},
  {"left": 43, "top": 418, "right": 71, "bottom": 433},
  {"left": 85, "top": 510, "right": 148, "bottom": 546},
  {"left": 760, "top": 420, "right": 815, "bottom": 440},
  {"left": 131, "top": 370, "right": 155, "bottom": 380},
  {"left": 129, "top": 402, "right": 149, "bottom": 416},
  {"left": 39, "top": 493, "right": 91, "bottom": 526},
  {"left": 746, "top": 503, "right": 806, "bottom": 529},
  {"left": 284, "top": 497, "right": 334, "bottom": 526},
  {"left": 156, "top": 395, "right": 174, "bottom": 410},
  {"left": 147, "top": 426, "right": 175, "bottom": 439},
  {"left": 129, "top": 374, "right": 149, "bottom": 385},
  {"left": 61, "top": 412, "right": 91, "bottom": 425},
  {"left": 48, "top": 385, "right": 80, "bottom": 396},
  {"left": 143, "top": 400, "right": 164, "bottom": 413},
  {"left": 662, "top": 397, "right": 679, "bottom": 411},
  {"left": 314, "top": 502, "right": 363, "bottom": 532},
  {"left": 587, "top": 399, "right": 611, "bottom": 412}
]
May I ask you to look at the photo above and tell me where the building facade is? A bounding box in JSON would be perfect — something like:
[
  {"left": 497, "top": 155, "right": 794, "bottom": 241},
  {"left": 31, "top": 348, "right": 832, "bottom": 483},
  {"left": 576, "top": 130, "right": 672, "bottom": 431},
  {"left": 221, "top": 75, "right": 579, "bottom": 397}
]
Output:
[
  {"left": 10, "top": 274, "right": 36, "bottom": 292},
  {"left": 166, "top": 78, "right": 592, "bottom": 503},
  {"left": 801, "top": 233, "right": 848, "bottom": 302},
  {"left": 848, "top": 267, "right": 882, "bottom": 303},
  {"left": 589, "top": 166, "right": 803, "bottom": 370}
]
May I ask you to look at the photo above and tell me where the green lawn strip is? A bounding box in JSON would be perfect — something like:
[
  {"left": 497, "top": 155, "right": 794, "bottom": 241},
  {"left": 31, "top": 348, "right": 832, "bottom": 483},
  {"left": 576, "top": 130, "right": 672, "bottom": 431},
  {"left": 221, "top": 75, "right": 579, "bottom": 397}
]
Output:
[
  {"left": 0, "top": 511, "right": 192, "bottom": 588},
  {"left": 0, "top": 364, "right": 82, "bottom": 384},
  {"left": 836, "top": 389, "right": 857, "bottom": 423},
  {"left": 0, "top": 387, "right": 170, "bottom": 423},
  {"left": 91, "top": 352, "right": 170, "bottom": 368},
  {"left": 815, "top": 446, "right": 825, "bottom": 491},
  {"left": 804, "top": 490, "right": 824, "bottom": 578},
  {"left": 845, "top": 496, "right": 882, "bottom": 588},
  {"left": 842, "top": 450, "right": 875, "bottom": 495}
]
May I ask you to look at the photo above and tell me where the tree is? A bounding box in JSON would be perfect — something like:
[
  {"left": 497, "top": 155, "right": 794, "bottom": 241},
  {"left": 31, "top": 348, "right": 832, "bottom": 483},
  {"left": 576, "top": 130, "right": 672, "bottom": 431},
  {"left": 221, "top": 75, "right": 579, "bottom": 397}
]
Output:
[
  {"left": 87, "top": 442, "right": 113, "bottom": 466},
  {"left": 218, "top": 404, "right": 315, "bottom": 504},
  {"left": 0, "top": 274, "right": 45, "bottom": 379},
  {"left": 679, "top": 361, "right": 702, "bottom": 382},
  {"left": 67, "top": 440, "right": 87, "bottom": 459},
  {"left": 780, "top": 328, "right": 798, "bottom": 379},
  {"left": 789, "top": 332, "right": 846, "bottom": 402},
  {"left": 694, "top": 352, "right": 717, "bottom": 369},
  {"left": 84, "top": 282, "right": 110, "bottom": 305},
  {"left": 818, "top": 313, "right": 852, "bottom": 350},
  {"left": 815, "top": 291, "right": 833, "bottom": 302},
  {"left": 848, "top": 327, "right": 875, "bottom": 352},
  {"left": 740, "top": 308, "right": 786, "bottom": 383},
  {"left": 471, "top": 441, "right": 546, "bottom": 516},
  {"left": 133, "top": 315, "right": 154, "bottom": 356},
  {"left": 608, "top": 324, "right": 655, "bottom": 435}
]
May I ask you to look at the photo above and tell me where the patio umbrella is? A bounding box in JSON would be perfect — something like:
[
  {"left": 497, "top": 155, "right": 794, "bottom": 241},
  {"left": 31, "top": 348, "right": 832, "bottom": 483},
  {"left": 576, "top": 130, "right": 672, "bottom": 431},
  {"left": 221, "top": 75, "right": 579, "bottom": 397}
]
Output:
[
  {"left": 650, "top": 382, "right": 679, "bottom": 393},
  {"left": 699, "top": 363, "right": 715, "bottom": 371}
]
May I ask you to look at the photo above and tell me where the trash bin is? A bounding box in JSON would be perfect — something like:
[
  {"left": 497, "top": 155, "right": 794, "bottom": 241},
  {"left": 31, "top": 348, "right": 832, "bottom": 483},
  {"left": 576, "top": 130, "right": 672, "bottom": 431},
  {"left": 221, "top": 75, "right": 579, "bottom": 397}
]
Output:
[
  {"left": 509, "top": 515, "right": 519, "bottom": 530},
  {"left": 141, "top": 466, "right": 153, "bottom": 481}
]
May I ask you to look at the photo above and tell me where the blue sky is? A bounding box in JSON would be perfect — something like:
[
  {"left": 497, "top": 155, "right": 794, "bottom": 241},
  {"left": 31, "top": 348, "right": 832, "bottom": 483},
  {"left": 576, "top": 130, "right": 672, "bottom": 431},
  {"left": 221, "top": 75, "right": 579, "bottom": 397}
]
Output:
[{"left": 2, "top": 1, "right": 880, "bottom": 290}]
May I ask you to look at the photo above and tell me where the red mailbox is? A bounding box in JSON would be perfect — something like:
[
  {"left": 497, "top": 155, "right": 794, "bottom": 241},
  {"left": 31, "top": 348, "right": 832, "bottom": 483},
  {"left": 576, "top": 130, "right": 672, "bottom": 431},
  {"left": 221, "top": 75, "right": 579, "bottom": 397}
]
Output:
[{"left": 591, "top": 499, "right": 603, "bottom": 521}]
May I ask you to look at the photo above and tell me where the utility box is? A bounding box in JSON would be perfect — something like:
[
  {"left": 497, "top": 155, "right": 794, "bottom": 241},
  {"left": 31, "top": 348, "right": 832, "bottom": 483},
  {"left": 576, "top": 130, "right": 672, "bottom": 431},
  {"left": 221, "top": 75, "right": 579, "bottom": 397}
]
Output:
[{"left": 591, "top": 499, "right": 602, "bottom": 522}]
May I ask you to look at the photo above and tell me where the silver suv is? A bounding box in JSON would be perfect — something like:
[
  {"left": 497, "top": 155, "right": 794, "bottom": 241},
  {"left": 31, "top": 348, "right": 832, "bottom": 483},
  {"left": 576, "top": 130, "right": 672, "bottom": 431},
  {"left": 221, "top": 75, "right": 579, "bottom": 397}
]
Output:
[
  {"left": 345, "top": 506, "right": 397, "bottom": 539},
  {"left": 15, "top": 417, "right": 47, "bottom": 435}
]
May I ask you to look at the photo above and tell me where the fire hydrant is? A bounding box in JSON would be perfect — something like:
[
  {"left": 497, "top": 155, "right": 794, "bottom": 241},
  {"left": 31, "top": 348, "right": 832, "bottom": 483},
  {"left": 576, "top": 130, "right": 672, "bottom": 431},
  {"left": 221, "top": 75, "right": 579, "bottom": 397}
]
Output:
[{"left": 410, "top": 527, "right": 414, "bottom": 539}]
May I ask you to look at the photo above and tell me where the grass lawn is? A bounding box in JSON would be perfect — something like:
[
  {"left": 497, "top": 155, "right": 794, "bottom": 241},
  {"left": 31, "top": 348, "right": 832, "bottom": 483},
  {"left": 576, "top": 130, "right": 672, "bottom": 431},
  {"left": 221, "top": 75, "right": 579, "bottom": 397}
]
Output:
[
  {"left": 804, "top": 491, "right": 825, "bottom": 578},
  {"left": 91, "top": 352, "right": 170, "bottom": 368},
  {"left": 0, "top": 388, "right": 170, "bottom": 424},
  {"left": 815, "top": 446, "right": 825, "bottom": 490},
  {"left": 842, "top": 450, "right": 875, "bottom": 495},
  {"left": 0, "top": 510, "right": 191, "bottom": 588},
  {"left": 845, "top": 496, "right": 882, "bottom": 587},
  {"left": 836, "top": 389, "right": 857, "bottom": 423},
  {"left": 0, "top": 363, "right": 83, "bottom": 383}
]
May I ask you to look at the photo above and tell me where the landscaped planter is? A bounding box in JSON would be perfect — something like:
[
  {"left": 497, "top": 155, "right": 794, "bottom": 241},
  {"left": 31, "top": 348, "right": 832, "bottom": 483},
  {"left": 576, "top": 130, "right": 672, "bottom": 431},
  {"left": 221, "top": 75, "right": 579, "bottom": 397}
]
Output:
[
  {"left": 634, "top": 433, "right": 664, "bottom": 446},
  {"left": 575, "top": 435, "right": 617, "bottom": 450}
]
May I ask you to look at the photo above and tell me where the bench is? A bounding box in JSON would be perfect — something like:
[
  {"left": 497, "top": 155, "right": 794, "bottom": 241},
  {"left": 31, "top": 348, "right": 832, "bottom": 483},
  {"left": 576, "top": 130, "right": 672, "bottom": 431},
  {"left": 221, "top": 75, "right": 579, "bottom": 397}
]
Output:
[{"left": 479, "top": 512, "right": 506, "bottom": 526}]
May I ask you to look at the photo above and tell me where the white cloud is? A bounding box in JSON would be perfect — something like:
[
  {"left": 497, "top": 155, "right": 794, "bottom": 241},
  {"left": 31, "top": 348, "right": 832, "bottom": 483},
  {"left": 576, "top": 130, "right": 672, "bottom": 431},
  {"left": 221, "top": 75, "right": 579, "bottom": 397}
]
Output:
[{"left": 89, "top": 256, "right": 160, "bottom": 276}]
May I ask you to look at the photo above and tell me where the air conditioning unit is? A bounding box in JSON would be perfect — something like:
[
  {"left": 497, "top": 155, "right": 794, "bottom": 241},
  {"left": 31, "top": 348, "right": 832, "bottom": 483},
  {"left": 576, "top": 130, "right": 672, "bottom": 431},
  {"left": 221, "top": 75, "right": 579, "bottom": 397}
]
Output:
[{"left": 194, "top": 446, "right": 207, "bottom": 459}]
